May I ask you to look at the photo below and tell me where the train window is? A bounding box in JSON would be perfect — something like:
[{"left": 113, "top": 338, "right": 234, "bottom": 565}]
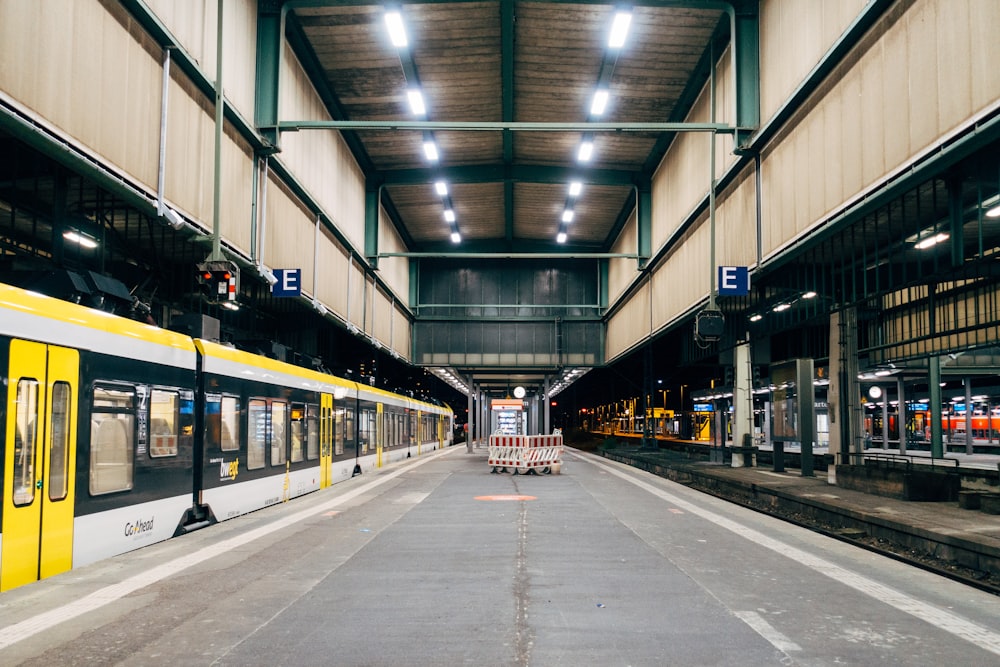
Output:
[
  {"left": 89, "top": 384, "right": 135, "bottom": 495},
  {"left": 271, "top": 401, "right": 287, "bottom": 466},
  {"left": 247, "top": 399, "right": 267, "bottom": 470},
  {"left": 306, "top": 404, "right": 319, "bottom": 460},
  {"left": 334, "top": 406, "right": 345, "bottom": 456},
  {"left": 12, "top": 378, "right": 40, "bottom": 506},
  {"left": 48, "top": 381, "right": 71, "bottom": 502},
  {"left": 206, "top": 395, "right": 241, "bottom": 452},
  {"left": 290, "top": 403, "right": 304, "bottom": 463},
  {"left": 149, "top": 389, "right": 179, "bottom": 457},
  {"left": 345, "top": 407, "right": 355, "bottom": 453}
]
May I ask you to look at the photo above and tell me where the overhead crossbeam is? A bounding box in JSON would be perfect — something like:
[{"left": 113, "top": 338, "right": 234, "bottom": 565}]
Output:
[{"left": 277, "top": 120, "right": 735, "bottom": 133}]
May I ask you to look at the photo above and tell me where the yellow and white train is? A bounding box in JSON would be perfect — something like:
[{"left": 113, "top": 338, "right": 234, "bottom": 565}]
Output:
[{"left": 0, "top": 282, "right": 453, "bottom": 591}]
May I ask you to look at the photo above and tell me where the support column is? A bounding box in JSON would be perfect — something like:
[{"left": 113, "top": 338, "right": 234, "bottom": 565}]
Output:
[
  {"left": 254, "top": 0, "right": 283, "bottom": 150},
  {"left": 880, "top": 390, "right": 889, "bottom": 449},
  {"left": 732, "top": 341, "right": 754, "bottom": 466},
  {"left": 544, "top": 377, "right": 551, "bottom": 434},
  {"left": 965, "top": 376, "right": 974, "bottom": 455},
  {"left": 929, "top": 356, "right": 944, "bottom": 458},
  {"left": 797, "top": 358, "right": 816, "bottom": 477},
  {"left": 466, "top": 376, "right": 474, "bottom": 453},
  {"left": 897, "top": 377, "right": 908, "bottom": 455}
]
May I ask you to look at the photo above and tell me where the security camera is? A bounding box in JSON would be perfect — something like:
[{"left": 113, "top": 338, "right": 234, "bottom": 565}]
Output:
[
  {"left": 161, "top": 207, "right": 184, "bottom": 230},
  {"left": 260, "top": 268, "right": 278, "bottom": 287}
]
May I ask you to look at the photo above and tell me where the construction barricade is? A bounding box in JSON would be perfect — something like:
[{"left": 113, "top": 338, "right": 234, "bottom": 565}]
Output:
[{"left": 488, "top": 434, "right": 563, "bottom": 475}]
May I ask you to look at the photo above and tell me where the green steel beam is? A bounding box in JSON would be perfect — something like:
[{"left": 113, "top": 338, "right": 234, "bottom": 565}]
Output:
[
  {"left": 254, "top": 1, "right": 283, "bottom": 150},
  {"left": 732, "top": 2, "right": 760, "bottom": 145},
  {"left": 380, "top": 252, "right": 640, "bottom": 259},
  {"left": 501, "top": 0, "right": 515, "bottom": 247},
  {"left": 637, "top": 184, "right": 652, "bottom": 268},
  {"left": 278, "top": 120, "right": 736, "bottom": 133},
  {"left": 382, "top": 164, "right": 637, "bottom": 187},
  {"left": 365, "top": 186, "right": 379, "bottom": 269}
]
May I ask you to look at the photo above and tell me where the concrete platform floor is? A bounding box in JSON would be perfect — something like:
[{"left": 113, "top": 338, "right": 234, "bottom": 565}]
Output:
[{"left": 1, "top": 446, "right": 999, "bottom": 666}]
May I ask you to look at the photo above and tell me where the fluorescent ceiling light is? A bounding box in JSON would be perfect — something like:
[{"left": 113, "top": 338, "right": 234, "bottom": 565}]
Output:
[
  {"left": 407, "top": 89, "right": 426, "bottom": 115},
  {"left": 749, "top": 314, "right": 763, "bottom": 322},
  {"left": 434, "top": 181, "right": 448, "bottom": 196},
  {"left": 915, "top": 232, "right": 948, "bottom": 250},
  {"left": 562, "top": 209, "right": 574, "bottom": 223},
  {"left": 384, "top": 11, "right": 408, "bottom": 47},
  {"left": 590, "top": 89, "right": 609, "bottom": 116},
  {"left": 444, "top": 209, "right": 456, "bottom": 223},
  {"left": 772, "top": 303, "right": 791, "bottom": 312},
  {"left": 220, "top": 301, "right": 240, "bottom": 311},
  {"left": 986, "top": 205, "right": 1000, "bottom": 218},
  {"left": 450, "top": 231, "right": 461, "bottom": 243},
  {"left": 608, "top": 11, "right": 632, "bottom": 49},
  {"left": 63, "top": 230, "right": 98, "bottom": 249},
  {"left": 568, "top": 181, "right": 583, "bottom": 197},
  {"left": 557, "top": 231, "right": 567, "bottom": 243},
  {"left": 802, "top": 291, "right": 817, "bottom": 299},
  {"left": 423, "top": 140, "right": 439, "bottom": 161},
  {"left": 577, "top": 140, "right": 594, "bottom": 162}
]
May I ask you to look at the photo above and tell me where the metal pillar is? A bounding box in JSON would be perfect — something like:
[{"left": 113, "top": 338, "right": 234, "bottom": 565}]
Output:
[
  {"left": 897, "top": 377, "right": 907, "bottom": 455},
  {"left": 732, "top": 341, "right": 754, "bottom": 467},
  {"left": 543, "top": 377, "right": 551, "bottom": 434},
  {"left": 965, "top": 377, "right": 974, "bottom": 455},
  {"left": 884, "top": 392, "right": 889, "bottom": 449},
  {"left": 797, "top": 358, "right": 816, "bottom": 477},
  {"left": 929, "top": 356, "right": 944, "bottom": 458},
  {"left": 466, "top": 376, "right": 474, "bottom": 453}
]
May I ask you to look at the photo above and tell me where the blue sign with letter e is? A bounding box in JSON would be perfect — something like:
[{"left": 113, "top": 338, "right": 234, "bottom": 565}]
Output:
[
  {"left": 272, "top": 269, "right": 302, "bottom": 297},
  {"left": 718, "top": 266, "right": 750, "bottom": 296}
]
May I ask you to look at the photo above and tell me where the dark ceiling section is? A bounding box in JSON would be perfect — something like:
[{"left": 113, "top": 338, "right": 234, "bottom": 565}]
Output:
[{"left": 290, "top": 1, "right": 724, "bottom": 253}]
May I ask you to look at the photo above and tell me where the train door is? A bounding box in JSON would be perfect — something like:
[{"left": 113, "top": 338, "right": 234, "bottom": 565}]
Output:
[
  {"left": 2, "top": 340, "right": 78, "bottom": 591},
  {"left": 376, "top": 402, "right": 384, "bottom": 467},
  {"left": 319, "top": 393, "right": 333, "bottom": 488}
]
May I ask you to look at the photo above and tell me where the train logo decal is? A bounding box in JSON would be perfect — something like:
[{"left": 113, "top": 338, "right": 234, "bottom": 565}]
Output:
[
  {"left": 221, "top": 458, "right": 239, "bottom": 481},
  {"left": 124, "top": 517, "right": 155, "bottom": 537}
]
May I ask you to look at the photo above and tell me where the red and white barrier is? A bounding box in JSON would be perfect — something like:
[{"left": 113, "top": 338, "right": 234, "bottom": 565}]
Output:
[{"left": 488, "top": 434, "right": 563, "bottom": 474}]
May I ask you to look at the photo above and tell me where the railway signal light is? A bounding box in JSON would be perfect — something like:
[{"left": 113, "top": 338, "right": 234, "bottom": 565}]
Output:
[{"left": 196, "top": 260, "right": 239, "bottom": 303}]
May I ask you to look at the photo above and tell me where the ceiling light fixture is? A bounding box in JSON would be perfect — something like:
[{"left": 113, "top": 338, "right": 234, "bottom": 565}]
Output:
[
  {"left": 562, "top": 209, "right": 574, "bottom": 223},
  {"left": 749, "top": 314, "right": 763, "bottom": 322},
  {"left": 557, "top": 231, "right": 567, "bottom": 243},
  {"left": 444, "top": 209, "right": 456, "bottom": 223},
  {"left": 568, "top": 181, "right": 583, "bottom": 197},
  {"left": 987, "top": 205, "right": 1000, "bottom": 218},
  {"left": 434, "top": 181, "right": 448, "bottom": 196},
  {"left": 590, "top": 89, "right": 609, "bottom": 116},
  {"left": 407, "top": 89, "right": 426, "bottom": 115},
  {"left": 63, "top": 230, "right": 98, "bottom": 249},
  {"left": 423, "top": 140, "right": 439, "bottom": 161},
  {"left": 772, "top": 303, "right": 791, "bottom": 312},
  {"left": 608, "top": 11, "right": 632, "bottom": 49},
  {"left": 802, "top": 291, "right": 817, "bottom": 299},
  {"left": 450, "top": 231, "right": 461, "bottom": 243},
  {"left": 384, "top": 11, "right": 408, "bottom": 48},
  {"left": 915, "top": 232, "right": 949, "bottom": 250},
  {"left": 577, "top": 140, "right": 594, "bottom": 162}
]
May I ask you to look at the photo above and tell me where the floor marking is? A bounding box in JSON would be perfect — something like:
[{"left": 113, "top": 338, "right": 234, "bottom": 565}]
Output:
[
  {"left": 0, "top": 447, "right": 458, "bottom": 651},
  {"left": 734, "top": 611, "right": 801, "bottom": 653},
  {"left": 572, "top": 450, "right": 1000, "bottom": 657},
  {"left": 668, "top": 508, "right": 684, "bottom": 514},
  {"left": 475, "top": 495, "right": 537, "bottom": 501}
]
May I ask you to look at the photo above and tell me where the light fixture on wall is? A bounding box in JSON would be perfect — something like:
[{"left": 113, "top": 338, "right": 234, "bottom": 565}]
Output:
[{"left": 63, "top": 229, "right": 98, "bottom": 249}]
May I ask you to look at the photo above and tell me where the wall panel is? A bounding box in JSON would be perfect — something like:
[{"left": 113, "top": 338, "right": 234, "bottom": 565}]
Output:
[
  {"left": 262, "top": 176, "right": 316, "bottom": 295},
  {"left": 315, "top": 229, "right": 351, "bottom": 319},
  {"left": 144, "top": 0, "right": 257, "bottom": 120},
  {"left": 758, "top": 0, "right": 868, "bottom": 122},
  {"left": 279, "top": 44, "right": 367, "bottom": 254},
  {"left": 759, "top": 0, "right": 1000, "bottom": 261}
]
